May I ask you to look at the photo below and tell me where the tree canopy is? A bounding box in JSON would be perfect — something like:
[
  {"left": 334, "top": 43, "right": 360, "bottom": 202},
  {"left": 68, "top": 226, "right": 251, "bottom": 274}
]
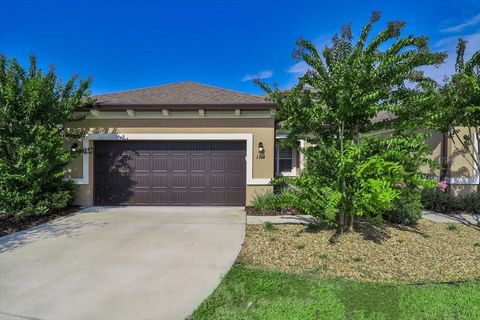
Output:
[
  {"left": 0, "top": 55, "right": 92, "bottom": 219},
  {"left": 259, "top": 12, "right": 445, "bottom": 234}
]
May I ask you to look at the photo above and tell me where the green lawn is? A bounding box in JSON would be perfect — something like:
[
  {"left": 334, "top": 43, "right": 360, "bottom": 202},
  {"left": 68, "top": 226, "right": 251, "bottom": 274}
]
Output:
[{"left": 190, "top": 264, "right": 480, "bottom": 320}]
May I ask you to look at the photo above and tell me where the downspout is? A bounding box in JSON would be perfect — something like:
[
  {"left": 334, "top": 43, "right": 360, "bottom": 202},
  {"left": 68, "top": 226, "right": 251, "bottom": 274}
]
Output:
[{"left": 440, "top": 132, "right": 449, "bottom": 181}]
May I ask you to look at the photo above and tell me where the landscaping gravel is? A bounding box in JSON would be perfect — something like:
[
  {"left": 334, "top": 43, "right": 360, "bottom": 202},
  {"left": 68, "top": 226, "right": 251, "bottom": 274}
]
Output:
[{"left": 239, "top": 220, "right": 480, "bottom": 283}]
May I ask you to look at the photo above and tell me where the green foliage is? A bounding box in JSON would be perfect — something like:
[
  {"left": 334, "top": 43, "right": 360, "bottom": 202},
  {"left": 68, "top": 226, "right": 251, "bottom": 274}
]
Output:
[
  {"left": 251, "top": 190, "right": 298, "bottom": 213},
  {"left": 258, "top": 12, "right": 443, "bottom": 232},
  {"left": 423, "top": 39, "right": 480, "bottom": 182},
  {"left": 0, "top": 55, "right": 92, "bottom": 220},
  {"left": 421, "top": 188, "right": 458, "bottom": 212},
  {"left": 190, "top": 264, "right": 480, "bottom": 320},
  {"left": 263, "top": 222, "right": 277, "bottom": 231},
  {"left": 422, "top": 189, "right": 480, "bottom": 213},
  {"left": 446, "top": 223, "right": 458, "bottom": 231},
  {"left": 461, "top": 191, "right": 480, "bottom": 213},
  {"left": 281, "top": 134, "right": 434, "bottom": 226},
  {"left": 383, "top": 188, "right": 423, "bottom": 225}
]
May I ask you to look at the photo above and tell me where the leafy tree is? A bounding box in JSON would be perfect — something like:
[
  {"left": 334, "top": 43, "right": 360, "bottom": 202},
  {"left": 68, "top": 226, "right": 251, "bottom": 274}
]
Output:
[
  {"left": 431, "top": 39, "right": 479, "bottom": 189},
  {"left": 0, "top": 55, "right": 92, "bottom": 220},
  {"left": 259, "top": 12, "right": 444, "bottom": 234}
]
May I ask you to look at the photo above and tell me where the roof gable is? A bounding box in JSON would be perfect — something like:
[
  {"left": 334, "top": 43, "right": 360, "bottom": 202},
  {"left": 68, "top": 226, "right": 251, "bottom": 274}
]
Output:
[{"left": 93, "top": 81, "right": 275, "bottom": 109}]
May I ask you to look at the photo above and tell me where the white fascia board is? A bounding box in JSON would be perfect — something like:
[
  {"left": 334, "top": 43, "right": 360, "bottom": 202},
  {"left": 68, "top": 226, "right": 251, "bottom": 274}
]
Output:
[{"left": 79, "top": 110, "right": 273, "bottom": 119}]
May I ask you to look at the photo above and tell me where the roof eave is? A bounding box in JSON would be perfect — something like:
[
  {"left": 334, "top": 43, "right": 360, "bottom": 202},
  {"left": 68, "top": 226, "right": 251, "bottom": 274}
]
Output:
[{"left": 89, "top": 102, "right": 278, "bottom": 111}]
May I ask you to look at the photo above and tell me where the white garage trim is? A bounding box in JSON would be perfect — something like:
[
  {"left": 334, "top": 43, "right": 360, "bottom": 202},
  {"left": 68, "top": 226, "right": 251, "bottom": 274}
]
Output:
[{"left": 72, "top": 133, "right": 271, "bottom": 186}]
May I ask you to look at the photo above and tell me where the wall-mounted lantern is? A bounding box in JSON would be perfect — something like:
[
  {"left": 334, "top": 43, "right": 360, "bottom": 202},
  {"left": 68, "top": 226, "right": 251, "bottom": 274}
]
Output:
[
  {"left": 257, "top": 142, "right": 265, "bottom": 159},
  {"left": 71, "top": 142, "right": 79, "bottom": 152}
]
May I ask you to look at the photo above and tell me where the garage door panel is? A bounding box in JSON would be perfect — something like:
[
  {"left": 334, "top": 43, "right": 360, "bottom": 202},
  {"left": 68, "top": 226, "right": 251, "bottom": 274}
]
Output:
[
  {"left": 191, "top": 174, "right": 207, "bottom": 188},
  {"left": 211, "top": 174, "right": 227, "bottom": 188},
  {"left": 211, "top": 190, "right": 227, "bottom": 204},
  {"left": 190, "top": 190, "right": 208, "bottom": 205},
  {"left": 229, "top": 157, "right": 245, "bottom": 170},
  {"left": 172, "top": 190, "right": 189, "bottom": 205},
  {"left": 211, "top": 158, "right": 228, "bottom": 171},
  {"left": 152, "top": 158, "right": 169, "bottom": 171},
  {"left": 172, "top": 174, "right": 188, "bottom": 187},
  {"left": 151, "top": 173, "right": 168, "bottom": 187},
  {"left": 134, "top": 157, "right": 151, "bottom": 171},
  {"left": 133, "top": 190, "right": 152, "bottom": 205},
  {"left": 190, "top": 157, "right": 207, "bottom": 171},
  {"left": 173, "top": 157, "right": 189, "bottom": 171},
  {"left": 94, "top": 141, "right": 246, "bottom": 206},
  {"left": 229, "top": 190, "right": 245, "bottom": 205},
  {"left": 134, "top": 173, "right": 151, "bottom": 187},
  {"left": 152, "top": 190, "right": 169, "bottom": 205},
  {"left": 229, "top": 175, "right": 245, "bottom": 187}
]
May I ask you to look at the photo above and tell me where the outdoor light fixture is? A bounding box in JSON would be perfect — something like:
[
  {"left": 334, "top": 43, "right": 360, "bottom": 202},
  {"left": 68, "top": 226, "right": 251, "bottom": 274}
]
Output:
[
  {"left": 71, "top": 142, "right": 79, "bottom": 152},
  {"left": 257, "top": 142, "right": 265, "bottom": 159},
  {"left": 258, "top": 142, "right": 264, "bottom": 153}
]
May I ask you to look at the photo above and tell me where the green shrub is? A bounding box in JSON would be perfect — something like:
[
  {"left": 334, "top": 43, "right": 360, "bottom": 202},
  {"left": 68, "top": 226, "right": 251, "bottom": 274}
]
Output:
[
  {"left": 421, "top": 189, "right": 479, "bottom": 213},
  {"left": 422, "top": 188, "right": 457, "bottom": 212},
  {"left": 383, "top": 188, "right": 423, "bottom": 225},
  {"left": 263, "top": 222, "right": 277, "bottom": 231},
  {"left": 446, "top": 223, "right": 458, "bottom": 231},
  {"left": 251, "top": 190, "right": 298, "bottom": 213},
  {"left": 0, "top": 55, "right": 91, "bottom": 221},
  {"left": 460, "top": 191, "right": 480, "bottom": 213}
]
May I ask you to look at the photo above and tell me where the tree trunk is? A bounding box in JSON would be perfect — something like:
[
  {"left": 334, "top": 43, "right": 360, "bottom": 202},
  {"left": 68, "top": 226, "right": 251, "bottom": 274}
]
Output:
[
  {"left": 338, "top": 122, "right": 346, "bottom": 236},
  {"left": 346, "top": 215, "right": 354, "bottom": 232},
  {"left": 337, "top": 213, "right": 345, "bottom": 235}
]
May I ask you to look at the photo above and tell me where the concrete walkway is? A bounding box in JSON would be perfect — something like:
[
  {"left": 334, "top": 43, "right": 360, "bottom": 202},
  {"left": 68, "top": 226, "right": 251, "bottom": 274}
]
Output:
[
  {"left": 0, "top": 206, "right": 245, "bottom": 320},
  {"left": 247, "top": 214, "right": 312, "bottom": 225},
  {"left": 421, "top": 210, "right": 479, "bottom": 225},
  {"left": 247, "top": 211, "right": 480, "bottom": 226}
]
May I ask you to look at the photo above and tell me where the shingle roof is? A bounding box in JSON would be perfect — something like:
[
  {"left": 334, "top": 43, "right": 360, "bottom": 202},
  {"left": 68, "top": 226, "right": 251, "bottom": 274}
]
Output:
[
  {"left": 93, "top": 81, "right": 275, "bottom": 110},
  {"left": 370, "top": 110, "right": 396, "bottom": 123}
]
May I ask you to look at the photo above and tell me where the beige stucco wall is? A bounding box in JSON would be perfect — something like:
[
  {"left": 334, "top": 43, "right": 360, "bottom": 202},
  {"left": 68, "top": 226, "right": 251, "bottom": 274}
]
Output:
[
  {"left": 424, "top": 131, "right": 443, "bottom": 178},
  {"left": 447, "top": 127, "right": 477, "bottom": 178},
  {"left": 69, "top": 117, "right": 275, "bottom": 206},
  {"left": 425, "top": 128, "right": 478, "bottom": 194}
]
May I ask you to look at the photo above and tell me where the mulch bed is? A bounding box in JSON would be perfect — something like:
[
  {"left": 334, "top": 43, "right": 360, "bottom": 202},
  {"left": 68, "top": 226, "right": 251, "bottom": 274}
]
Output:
[
  {"left": 239, "top": 219, "right": 480, "bottom": 284},
  {"left": 246, "top": 206, "right": 302, "bottom": 216},
  {"left": 0, "top": 206, "right": 80, "bottom": 237}
]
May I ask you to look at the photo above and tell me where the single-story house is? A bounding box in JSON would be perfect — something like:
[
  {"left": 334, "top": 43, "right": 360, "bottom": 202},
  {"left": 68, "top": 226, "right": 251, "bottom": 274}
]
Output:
[{"left": 68, "top": 81, "right": 478, "bottom": 207}]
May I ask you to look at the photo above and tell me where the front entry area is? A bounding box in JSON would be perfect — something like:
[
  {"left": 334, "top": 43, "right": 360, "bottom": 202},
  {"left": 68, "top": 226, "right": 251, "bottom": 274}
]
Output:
[{"left": 94, "top": 140, "right": 246, "bottom": 206}]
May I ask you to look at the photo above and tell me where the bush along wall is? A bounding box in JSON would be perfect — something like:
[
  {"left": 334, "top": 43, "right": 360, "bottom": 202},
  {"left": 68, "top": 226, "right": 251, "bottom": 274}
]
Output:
[{"left": 422, "top": 187, "right": 480, "bottom": 214}]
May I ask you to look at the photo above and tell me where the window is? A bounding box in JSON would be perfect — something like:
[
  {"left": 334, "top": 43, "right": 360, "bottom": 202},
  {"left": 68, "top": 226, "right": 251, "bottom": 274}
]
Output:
[{"left": 275, "top": 142, "right": 296, "bottom": 176}]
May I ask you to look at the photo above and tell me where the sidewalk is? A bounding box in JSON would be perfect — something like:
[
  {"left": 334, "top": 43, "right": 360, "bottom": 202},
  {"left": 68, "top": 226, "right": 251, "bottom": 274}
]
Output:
[
  {"left": 247, "top": 211, "right": 480, "bottom": 226},
  {"left": 247, "top": 215, "right": 312, "bottom": 225},
  {"left": 421, "top": 210, "right": 479, "bottom": 225}
]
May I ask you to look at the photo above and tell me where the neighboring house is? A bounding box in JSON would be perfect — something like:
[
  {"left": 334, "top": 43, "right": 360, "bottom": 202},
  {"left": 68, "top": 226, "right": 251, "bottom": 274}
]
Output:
[{"left": 68, "top": 81, "right": 478, "bottom": 207}]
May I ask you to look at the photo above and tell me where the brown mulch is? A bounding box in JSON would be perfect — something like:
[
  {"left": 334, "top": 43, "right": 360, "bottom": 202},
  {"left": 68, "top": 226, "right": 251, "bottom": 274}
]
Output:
[
  {"left": 239, "top": 219, "right": 480, "bottom": 284},
  {"left": 246, "top": 206, "right": 302, "bottom": 216},
  {"left": 0, "top": 206, "right": 80, "bottom": 237}
]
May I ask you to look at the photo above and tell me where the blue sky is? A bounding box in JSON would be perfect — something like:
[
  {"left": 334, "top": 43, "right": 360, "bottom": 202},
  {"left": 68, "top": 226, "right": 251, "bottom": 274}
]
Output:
[{"left": 1, "top": 0, "right": 479, "bottom": 95}]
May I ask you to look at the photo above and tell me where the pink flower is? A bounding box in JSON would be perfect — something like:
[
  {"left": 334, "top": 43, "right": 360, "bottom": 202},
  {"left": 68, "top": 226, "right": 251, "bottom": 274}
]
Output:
[
  {"left": 395, "top": 181, "right": 406, "bottom": 189},
  {"left": 437, "top": 180, "right": 448, "bottom": 192}
]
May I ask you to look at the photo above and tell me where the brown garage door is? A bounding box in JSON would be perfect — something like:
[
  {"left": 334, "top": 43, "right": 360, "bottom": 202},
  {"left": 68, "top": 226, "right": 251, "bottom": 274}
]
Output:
[{"left": 94, "top": 141, "right": 246, "bottom": 206}]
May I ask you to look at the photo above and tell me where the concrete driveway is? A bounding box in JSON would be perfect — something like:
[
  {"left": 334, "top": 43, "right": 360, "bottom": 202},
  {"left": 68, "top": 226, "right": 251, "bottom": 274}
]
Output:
[{"left": 0, "top": 206, "right": 245, "bottom": 320}]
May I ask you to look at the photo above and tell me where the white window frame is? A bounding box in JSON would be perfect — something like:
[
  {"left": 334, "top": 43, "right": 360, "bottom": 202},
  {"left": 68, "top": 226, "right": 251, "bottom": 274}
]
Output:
[{"left": 275, "top": 141, "right": 297, "bottom": 177}]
